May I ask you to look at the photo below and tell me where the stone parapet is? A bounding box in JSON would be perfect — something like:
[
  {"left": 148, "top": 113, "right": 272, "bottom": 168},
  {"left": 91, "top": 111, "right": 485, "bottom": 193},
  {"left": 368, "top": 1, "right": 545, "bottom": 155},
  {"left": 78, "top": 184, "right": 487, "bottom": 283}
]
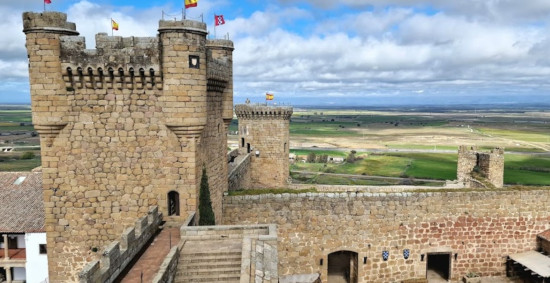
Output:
[
  {"left": 228, "top": 153, "right": 251, "bottom": 191},
  {"left": 206, "top": 39, "right": 234, "bottom": 51},
  {"left": 79, "top": 206, "right": 162, "bottom": 283},
  {"left": 22, "top": 12, "right": 78, "bottom": 35},
  {"left": 158, "top": 19, "right": 207, "bottom": 34},
  {"left": 235, "top": 104, "right": 293, "bottom": 120}
]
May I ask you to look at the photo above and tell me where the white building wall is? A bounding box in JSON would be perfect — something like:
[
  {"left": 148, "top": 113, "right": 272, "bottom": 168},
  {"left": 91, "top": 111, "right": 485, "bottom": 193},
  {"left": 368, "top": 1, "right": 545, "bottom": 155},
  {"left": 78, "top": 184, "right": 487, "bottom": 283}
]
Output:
[
  {"left": 16, "top": 234, "right": 25, "bottom": 248},
  {"left": 25, "top": 233, "right": 48, "bottom": 283}
]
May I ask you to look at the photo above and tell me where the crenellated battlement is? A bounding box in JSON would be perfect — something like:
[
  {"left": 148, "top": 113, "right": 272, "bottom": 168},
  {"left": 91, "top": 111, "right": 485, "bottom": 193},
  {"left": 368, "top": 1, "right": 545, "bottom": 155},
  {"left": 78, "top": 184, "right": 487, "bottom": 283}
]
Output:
[
  {"left": 59, "top": 33, "right": 161, "bottom": 90},
  {"left": 235, "top": 104, "right": 293, "bottom": 120}
]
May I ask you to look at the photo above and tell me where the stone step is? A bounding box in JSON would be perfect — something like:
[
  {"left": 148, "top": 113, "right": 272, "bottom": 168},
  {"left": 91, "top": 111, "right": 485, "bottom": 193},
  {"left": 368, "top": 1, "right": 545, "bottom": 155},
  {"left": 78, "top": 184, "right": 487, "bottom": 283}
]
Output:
[
  {"left": 180, "top": 253, "right": 242, "bottom": 258},
  {"left": 180, "top": 254, "right": 242, "bottom": 263},
  {"left": 175, "top": 273, "right": 241, "bottom": 282},
  {"left": 179, "top": 262, "right": 242, "bottom": 269},
  {"left": 177, "top": 266, "right": 241, "bottom": 276}
]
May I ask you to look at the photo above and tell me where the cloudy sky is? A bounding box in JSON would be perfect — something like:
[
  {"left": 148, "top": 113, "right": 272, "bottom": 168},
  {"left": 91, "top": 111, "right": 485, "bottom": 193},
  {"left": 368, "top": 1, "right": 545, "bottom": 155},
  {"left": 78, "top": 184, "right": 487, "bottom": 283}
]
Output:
[{"left": 2, "top": 0, "right": 550, "bottom": 106}]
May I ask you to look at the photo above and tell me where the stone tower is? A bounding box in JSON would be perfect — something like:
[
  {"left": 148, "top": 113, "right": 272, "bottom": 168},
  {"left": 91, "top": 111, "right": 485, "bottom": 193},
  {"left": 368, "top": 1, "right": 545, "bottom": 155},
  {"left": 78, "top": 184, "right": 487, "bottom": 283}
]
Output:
[
  {"left": 23, "top": 11, "right": 233, "bottom": 281},
  {"left": 234, "top": 104, "right": 293, "bottom": 188},
  {"left": 457, "top": 145, "right": 504, "bottom": 188}
]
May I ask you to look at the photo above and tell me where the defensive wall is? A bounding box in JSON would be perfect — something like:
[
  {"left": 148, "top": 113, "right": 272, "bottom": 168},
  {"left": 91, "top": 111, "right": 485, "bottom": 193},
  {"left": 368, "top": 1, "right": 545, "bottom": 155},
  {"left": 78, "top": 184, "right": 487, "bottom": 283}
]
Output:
[
  {"left": 222, "top": 188, "right": 550, "bottom": 282},
  {"left": 23, "top": 11, "right": 233, "bottom": 281}
]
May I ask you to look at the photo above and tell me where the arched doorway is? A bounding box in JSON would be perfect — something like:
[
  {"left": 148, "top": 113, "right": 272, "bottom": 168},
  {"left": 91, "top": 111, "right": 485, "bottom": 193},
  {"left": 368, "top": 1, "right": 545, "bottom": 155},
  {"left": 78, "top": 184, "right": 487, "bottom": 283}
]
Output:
[
  {"left": 328, "top": 250, "right": 358, "bottom": 283},
  {"left": 167, "top": 191, "right": 180, "bottom": 216}
]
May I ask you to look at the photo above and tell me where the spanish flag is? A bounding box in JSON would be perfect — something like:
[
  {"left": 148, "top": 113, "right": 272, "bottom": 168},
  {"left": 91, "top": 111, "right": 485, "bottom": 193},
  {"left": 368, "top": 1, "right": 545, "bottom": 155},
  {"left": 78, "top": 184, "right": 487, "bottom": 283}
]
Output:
[
  {"left": 111, "top": 19, "right": 119, "bottom": 31},
  {"left": 185, "top": 0, "right": 198, "bottom": 8},
  {"left": 266, "top": 93, "right": 274, "bottom": 100}
]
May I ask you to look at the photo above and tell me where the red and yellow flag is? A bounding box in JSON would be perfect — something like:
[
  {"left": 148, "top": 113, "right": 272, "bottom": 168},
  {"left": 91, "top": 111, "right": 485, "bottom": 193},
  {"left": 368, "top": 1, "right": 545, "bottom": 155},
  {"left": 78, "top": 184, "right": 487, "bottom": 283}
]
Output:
[
  {"left": 185, "top": 0, "right": 198, "bottom": 8},
  {"left": 266, "top": 93, "right": 274, "bottom": 100},
  {"left": 111, "top": 19, "right": 119, "bottom": 31}
]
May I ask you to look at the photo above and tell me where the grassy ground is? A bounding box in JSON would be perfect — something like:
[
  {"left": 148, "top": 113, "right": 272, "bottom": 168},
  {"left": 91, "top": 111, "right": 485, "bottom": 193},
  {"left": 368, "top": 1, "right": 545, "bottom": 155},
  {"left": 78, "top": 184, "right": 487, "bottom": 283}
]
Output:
[
  {"left": 291, "top": 151, "right": 550, "bottom": 185},
  {"left": 0, "top": 158, "right": 41, "bottom": 171},
  {"left": 504, "top": 155, "right": 550, "bottom": 185}
]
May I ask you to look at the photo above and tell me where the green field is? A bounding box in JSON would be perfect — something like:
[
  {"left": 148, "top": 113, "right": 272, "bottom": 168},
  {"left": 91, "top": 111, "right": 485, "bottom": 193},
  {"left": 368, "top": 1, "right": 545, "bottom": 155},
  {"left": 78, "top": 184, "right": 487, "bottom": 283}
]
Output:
[
  {"left": 291, "top": 151, "right": 550, "bottom": 185},
  {"left": 0, "top": 158, "right": 41, "bottom": 171}
]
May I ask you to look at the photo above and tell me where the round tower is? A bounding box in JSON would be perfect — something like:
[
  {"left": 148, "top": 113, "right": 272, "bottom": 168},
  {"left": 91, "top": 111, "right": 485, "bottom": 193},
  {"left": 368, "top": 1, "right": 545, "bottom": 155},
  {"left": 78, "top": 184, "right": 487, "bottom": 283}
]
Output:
[{"left": 235, "top": 103, "right": 293, "bottom": 188}]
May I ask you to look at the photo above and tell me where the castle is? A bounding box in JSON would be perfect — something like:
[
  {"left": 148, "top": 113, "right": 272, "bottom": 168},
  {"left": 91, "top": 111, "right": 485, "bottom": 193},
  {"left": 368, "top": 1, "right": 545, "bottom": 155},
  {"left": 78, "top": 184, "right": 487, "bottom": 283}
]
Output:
[{"left": 22, "top": 11, "right": 550, "bottom": 283}]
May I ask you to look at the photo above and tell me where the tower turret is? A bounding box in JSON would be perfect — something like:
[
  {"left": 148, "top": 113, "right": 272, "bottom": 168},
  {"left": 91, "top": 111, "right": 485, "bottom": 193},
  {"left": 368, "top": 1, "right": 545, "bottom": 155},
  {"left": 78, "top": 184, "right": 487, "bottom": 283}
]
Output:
[{"left": 235, "top": 103, "right": 293, "bottom": 188}]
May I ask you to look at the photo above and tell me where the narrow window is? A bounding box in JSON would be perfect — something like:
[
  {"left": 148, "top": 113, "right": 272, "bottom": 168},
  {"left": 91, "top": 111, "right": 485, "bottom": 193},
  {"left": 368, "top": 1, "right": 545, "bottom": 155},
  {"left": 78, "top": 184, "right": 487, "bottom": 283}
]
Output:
[
  {"left": 39, "top": 244, "right": 47, "bottom": 254},
  {"left": 168, "top": 191, "right": 180, "bottom": 216}
]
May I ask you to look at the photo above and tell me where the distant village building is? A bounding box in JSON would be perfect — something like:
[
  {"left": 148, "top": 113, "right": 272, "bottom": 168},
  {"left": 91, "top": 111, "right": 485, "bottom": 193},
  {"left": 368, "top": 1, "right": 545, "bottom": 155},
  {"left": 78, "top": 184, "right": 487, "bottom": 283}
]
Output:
[
  {"left": 328, "top": 156, "right": 344, "bottom": 163},
  {"left": 289, "top": 153, "right": 296, "bottom": 163},
  {"left": 0, "top": 171, "right": 48, "bottom": 283}
]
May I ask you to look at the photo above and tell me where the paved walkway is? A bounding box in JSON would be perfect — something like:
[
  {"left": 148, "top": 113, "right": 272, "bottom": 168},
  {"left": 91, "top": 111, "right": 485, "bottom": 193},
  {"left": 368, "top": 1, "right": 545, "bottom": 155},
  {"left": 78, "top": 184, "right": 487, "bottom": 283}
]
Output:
[
  {"left": 426, "top": 270, "right": 447, "bottom": 283},
  {"left": 119, "top": 227, "right": 180, "bottom": 283}
]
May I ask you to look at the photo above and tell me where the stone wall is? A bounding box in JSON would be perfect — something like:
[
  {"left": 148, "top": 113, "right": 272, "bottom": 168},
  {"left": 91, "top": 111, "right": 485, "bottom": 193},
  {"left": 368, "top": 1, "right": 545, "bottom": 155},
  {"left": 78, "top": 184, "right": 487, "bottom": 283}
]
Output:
[
  {"left": 222, "top": 189, "right": 550, "bottom": 282},
  {"left": 234, "top": 104, "right": 292, "bottom": 188},
  {"left": 79, "top": 206, "right": 161, "bottom": 283},
  {"left": 23, "top": 11, "right": 233, "bottom": 281},
  {"left": 228, "top": 153, "right": 251, "bottom": 191}
]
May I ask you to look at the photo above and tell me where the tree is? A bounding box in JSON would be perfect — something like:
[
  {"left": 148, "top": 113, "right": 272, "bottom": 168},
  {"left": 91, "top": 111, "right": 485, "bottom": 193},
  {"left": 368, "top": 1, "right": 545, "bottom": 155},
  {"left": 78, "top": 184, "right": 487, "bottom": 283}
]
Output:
[
  {"left": 306, "top": 152, "right": 317, "bottom": 163},
  {"left": 317, "top": 154, "right": 328, "bottom": 163},
  {"left": 199, "top": 167, "right": 215, "bottom": 225}
]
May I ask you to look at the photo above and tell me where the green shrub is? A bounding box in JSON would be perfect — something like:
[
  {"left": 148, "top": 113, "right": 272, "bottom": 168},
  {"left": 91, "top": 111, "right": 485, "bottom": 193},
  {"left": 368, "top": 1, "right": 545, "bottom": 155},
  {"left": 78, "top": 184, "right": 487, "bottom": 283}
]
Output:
[
  {"left": 20, "top": 152, "right": 35, "bottom": 160},
  {"left": 199, "top": 167, "right": 215, "bottom": 225}
]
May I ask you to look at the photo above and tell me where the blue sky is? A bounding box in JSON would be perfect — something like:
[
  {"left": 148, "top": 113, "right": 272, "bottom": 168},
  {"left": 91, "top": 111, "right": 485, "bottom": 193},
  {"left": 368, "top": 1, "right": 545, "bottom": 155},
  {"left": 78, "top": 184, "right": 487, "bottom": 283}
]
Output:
[{"left": 2, "top": 0, "right": 550, "bottom": 106}]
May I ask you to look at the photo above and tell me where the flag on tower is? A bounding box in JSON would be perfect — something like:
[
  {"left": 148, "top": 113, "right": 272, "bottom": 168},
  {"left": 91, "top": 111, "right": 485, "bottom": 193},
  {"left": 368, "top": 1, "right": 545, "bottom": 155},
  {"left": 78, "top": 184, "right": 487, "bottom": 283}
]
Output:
[
  {"left": 185, "top": 0, "right": 198, "bottom": 8},
  {"left": 215, "top": 15, "right": 225, "bottom": 26},
  {"left": 111, "top": 19, "right": 119, "bottom": 31},
  {"left": 266, "top": 93, "right": 274, "bottom": 101},
  {"left": 44, "top": 0, "right": 51, "bottom": 4}
]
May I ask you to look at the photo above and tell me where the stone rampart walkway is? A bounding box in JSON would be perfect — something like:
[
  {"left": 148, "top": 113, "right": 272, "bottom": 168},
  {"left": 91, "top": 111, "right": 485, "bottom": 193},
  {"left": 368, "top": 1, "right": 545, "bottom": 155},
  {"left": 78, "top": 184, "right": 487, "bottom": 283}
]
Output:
[{"left": 119, "top": 227, "right": 180, "bottom": 283}]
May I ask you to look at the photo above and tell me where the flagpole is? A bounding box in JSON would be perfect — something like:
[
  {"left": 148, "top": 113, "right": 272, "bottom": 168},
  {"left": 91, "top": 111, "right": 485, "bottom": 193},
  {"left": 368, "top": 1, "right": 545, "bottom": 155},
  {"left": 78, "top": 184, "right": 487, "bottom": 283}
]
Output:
[
  {"left": 214, "top": 15, "right": 217, "bottom": 39},
  {"left": 111, "top": 18, "right": 113, "bottom": 36},
  {"left": 44, "top": 1, "right": 46, "bottom": 12}
]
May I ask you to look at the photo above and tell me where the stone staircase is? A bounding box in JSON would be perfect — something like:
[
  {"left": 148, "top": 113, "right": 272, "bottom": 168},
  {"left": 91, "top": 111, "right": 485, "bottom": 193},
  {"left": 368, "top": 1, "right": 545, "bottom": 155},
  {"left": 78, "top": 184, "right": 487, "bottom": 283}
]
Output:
[{"left": 175, "top": 239, "right": 242, "bottom": 282}]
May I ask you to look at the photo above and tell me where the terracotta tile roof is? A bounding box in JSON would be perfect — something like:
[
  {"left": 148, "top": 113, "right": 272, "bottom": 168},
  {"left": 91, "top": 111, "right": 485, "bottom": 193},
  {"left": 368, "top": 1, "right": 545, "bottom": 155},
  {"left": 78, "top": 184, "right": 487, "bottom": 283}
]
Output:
[
  {"left": 0, "top": 171, "right": 44, "bottom": 233},
  {"left": 538, "top": 229, "right": 550, "bottom": 242}
]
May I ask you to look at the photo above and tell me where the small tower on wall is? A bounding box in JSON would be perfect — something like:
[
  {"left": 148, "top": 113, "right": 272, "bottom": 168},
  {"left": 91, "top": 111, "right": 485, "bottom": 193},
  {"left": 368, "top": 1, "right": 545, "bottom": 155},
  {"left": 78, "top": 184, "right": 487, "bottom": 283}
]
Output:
[
  {"left": 457, "top": 145, "right": 504, "bottom": 188},
  {"left": 234, "top": 103, "right": 293, "bottom": 188}
]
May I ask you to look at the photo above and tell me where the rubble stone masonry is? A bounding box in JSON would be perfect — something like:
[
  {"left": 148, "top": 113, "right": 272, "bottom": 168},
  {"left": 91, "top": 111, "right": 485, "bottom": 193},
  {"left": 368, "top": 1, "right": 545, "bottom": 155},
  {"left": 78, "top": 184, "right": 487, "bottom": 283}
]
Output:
[
  {"left": 457, "top": 146, "right": 504, "bottom": 188},
  {"left": 223, "top": 189, "right": 550, "bottom": 282},
  {"left": 23, "top": 11, "right": 233, "bottom": 281}
]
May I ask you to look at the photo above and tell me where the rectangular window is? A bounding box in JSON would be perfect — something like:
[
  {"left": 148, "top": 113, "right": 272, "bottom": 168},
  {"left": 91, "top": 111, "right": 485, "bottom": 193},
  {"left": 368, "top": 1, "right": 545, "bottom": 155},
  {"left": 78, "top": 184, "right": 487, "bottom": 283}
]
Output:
[{"left": 39, "top": 244, "right": 47, "bottom": 254}]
